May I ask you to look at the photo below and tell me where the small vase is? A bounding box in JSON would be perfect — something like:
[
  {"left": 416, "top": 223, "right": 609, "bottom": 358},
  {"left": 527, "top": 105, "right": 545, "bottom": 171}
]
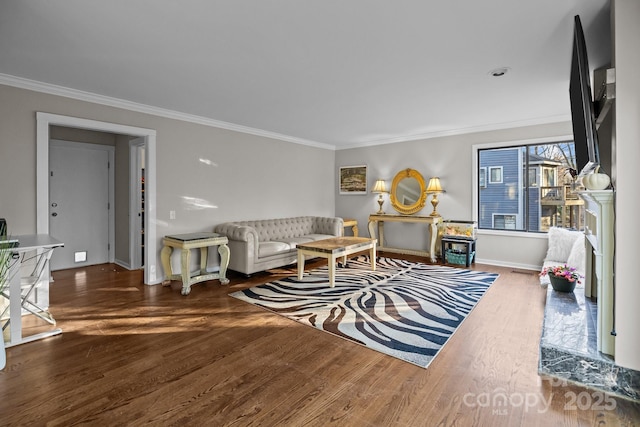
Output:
[{"left": 549, "top": 274, "right": 577, "bottom": 293}]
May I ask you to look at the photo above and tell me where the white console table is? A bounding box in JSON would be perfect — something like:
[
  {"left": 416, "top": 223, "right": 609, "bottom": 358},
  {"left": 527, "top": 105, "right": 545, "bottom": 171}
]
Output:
[
  {"left": 368, "top": 214, "right": 441, "bottom": 263},
  {"left": 577, "top": 190, "right": 615, "bottom": 356}
]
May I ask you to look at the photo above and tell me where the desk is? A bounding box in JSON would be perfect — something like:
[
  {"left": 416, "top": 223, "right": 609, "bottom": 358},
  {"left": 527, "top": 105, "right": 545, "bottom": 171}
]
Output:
[
  {"left": 368, "top": 214, "right": 441, "bottom": 263},
  {"left": 2, "top": 234, "right": 64, "bottom": 348},
  {"left": 161, "top": 232, "right": 230, "bottom": 295}
]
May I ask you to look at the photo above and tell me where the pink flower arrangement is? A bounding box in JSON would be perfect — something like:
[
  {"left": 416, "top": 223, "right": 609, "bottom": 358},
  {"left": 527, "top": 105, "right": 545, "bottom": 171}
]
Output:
[{"left": 540, "top": 264, "right": 582, "bottom": 283}]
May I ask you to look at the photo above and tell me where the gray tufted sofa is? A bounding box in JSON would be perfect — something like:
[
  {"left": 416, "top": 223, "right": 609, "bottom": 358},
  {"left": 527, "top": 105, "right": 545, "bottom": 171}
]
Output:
[{"left": 214, "top": 216, "right": 343, "bottom": 275}]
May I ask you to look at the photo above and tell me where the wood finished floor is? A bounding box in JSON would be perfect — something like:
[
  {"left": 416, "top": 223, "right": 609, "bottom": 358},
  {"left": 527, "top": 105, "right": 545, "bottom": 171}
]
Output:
[{"left": 1, "top": 253, "right": 639, "bottom": 426}]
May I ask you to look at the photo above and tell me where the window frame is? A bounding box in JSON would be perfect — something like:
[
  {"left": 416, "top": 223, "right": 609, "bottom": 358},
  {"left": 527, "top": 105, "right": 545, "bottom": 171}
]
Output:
[
  {"left": 472, "top": 135, "right": 576, "bottom": 237},
  {"left": 488, "top": 166, "right": 503, "bottom": 184}
]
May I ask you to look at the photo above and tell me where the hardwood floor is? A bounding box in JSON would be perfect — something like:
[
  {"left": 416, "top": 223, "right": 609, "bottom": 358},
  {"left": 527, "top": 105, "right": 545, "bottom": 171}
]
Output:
[{"left": 1, "top": 254, "right": 639, "bottom": 426}]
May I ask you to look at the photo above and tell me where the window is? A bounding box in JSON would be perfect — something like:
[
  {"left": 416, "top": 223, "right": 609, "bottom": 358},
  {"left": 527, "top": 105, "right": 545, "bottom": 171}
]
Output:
[
  {"left": 528, "top": 168, "right": 538, "bottom": 187},
  {"left": 476, "top": 140, "right": 583, "bottom": 233},
  {"left": 493, "top": 214, "right": 517, "bottom": 230},
  {"left": 542, "top": 167, "right": 556, "bottom": 187},
  {"left": 479, "top": 167, "right": 487, "bottom": 188},
  {"left": 489, "top": 166, "right": 503, "bottom": 184}
]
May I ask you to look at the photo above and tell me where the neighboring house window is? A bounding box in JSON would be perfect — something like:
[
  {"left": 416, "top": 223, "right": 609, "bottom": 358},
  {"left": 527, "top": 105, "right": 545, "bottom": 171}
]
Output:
[
  {"left": 489, "top": 166, "right": 503, "bottom": 184},
  {"left": 542, "top": 167, "right": 556, "bottom": 187},
  {"left": 476, "top": 140, "right": 582, "bottom": 233},
  {"left": 528, "top": 167, "right": 538, "bottom": 187},
  {"left": 493, "top": 214, "right": 517, "bottom": 230},
  {"left": 479, "top": 167, "right": 487, "bottom": 188}
]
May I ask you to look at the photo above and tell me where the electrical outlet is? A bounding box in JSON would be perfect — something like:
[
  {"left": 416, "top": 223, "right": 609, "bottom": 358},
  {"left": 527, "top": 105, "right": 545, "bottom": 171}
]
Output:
[{"left": 169, "top": 210, "right": 176, "bottom": 220}]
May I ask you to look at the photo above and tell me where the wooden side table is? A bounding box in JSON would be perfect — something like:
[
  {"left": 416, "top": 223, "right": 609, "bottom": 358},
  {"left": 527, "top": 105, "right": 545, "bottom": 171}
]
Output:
[
  {"left": 342, "top": 218, "right": 359, "bottom": 237},
  {"left": 161, "top": 232, "right": 230, "bottom": 295}
]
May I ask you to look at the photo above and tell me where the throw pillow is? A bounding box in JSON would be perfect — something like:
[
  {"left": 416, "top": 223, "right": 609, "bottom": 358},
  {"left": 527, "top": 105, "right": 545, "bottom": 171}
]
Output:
[
  {"left": 566, "top": 234, "right": 586, "bottom": 276},
  {"left": 544, "top": 227, "right": 581, "bottom": 262}
]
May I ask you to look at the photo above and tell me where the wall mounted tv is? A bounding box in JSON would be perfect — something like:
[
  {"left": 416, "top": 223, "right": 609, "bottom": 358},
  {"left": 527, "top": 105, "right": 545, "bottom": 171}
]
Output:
[{"left": 569, "top": 14, "right": 600, "bottom": 177}]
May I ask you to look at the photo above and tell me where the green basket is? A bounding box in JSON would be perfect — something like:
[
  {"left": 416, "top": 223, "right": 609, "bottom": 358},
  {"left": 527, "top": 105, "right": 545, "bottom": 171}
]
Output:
[{"left": 445, "top": 249, "right": 475, "bottom": 265}]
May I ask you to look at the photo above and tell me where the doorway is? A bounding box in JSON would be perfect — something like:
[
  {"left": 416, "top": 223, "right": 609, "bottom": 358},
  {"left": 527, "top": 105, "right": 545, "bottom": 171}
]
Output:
[
  {"left": 36, "top": 113, "right": 159, "bottom": 285},
  {"left": 49, "top": 140, "right": 114, "bottom": 271}
]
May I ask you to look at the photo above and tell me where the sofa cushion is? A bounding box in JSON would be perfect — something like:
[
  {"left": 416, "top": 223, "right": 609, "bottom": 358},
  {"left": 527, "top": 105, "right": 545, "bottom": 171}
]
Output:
[
  {"left": 259, "top": 241, "right": 292, "bottom": 258},
  {"left": 305, "top": 234, "right": 335, "bottom": 242},
  {"left": 544, "top": 227, "right": 581, "bottom": 262},
  {"left": 276, "top": 237, "right": 315, "bottom": 248}
]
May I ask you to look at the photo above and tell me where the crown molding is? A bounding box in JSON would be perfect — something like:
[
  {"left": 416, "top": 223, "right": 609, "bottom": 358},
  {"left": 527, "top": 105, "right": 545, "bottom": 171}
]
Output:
[{"left": 0, "top": 73, "right": 335, "bottom": 151}]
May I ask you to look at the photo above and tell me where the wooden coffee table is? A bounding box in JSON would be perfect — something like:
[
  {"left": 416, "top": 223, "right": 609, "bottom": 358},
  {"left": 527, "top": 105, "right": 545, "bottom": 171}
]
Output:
[{"left": 296, "top": 237, "right": 377, "bottom": 287}]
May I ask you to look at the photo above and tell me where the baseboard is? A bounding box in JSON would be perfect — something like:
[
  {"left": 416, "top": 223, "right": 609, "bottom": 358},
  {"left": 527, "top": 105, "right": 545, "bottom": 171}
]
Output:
[
  {"left": 114, "top": 259, "right": 132, "bottom": 270},
  {"left": 475, "top": 257, "right": 540, "bottom": 272}
]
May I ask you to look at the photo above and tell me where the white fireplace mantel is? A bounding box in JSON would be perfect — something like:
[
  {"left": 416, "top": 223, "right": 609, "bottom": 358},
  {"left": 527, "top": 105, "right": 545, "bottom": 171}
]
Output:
[{"left": 578, "top": 189, "right": 615, "bottom": 356}]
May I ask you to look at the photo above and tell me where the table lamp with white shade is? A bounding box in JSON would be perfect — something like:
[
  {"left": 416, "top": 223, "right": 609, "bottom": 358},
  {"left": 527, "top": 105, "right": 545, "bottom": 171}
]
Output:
[
  {"left": 372, "top": 179, "right": 388, "bottom": 214},
  {"left": 426, "top": 177, "right": 444, "bottom": 217}
]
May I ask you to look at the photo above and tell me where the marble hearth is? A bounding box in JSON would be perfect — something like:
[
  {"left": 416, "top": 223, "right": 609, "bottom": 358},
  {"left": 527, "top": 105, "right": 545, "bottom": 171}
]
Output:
[{"left": 539, "top": 283, "right": 640, "bottom": 401}]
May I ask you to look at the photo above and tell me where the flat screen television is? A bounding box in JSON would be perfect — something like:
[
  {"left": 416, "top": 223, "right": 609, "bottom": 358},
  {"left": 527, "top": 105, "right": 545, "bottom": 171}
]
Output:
[{"left": 569, "top": 14, "right": 600, "bottom": 176}]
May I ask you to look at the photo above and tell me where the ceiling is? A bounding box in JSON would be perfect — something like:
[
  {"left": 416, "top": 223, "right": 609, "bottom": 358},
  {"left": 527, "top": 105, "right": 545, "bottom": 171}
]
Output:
[{"left": 0, "top": 1, "right": 612, "bottom": 150}]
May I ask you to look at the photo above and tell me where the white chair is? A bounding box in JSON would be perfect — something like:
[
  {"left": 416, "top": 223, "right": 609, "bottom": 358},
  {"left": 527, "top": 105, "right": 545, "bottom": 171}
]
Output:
[{"left": 540, "top": 227, "right": 585, "bottom": 286}]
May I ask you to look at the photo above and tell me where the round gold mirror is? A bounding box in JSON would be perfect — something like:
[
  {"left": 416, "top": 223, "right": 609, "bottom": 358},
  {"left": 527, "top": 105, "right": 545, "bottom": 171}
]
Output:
[{"left": 390, "top": 168, "right": 427, "bottom": 215}]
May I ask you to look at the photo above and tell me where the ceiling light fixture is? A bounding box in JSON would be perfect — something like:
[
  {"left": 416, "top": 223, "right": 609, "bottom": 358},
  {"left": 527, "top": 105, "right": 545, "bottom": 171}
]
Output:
[{"left": 489, "top": 67, "right": 510, "bottom": 77}]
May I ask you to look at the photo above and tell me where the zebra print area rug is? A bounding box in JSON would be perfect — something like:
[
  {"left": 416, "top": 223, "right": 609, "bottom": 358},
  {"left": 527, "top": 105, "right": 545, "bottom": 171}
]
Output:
[{"left": 230, "top": 255, "right": 498, "bottom": 368}]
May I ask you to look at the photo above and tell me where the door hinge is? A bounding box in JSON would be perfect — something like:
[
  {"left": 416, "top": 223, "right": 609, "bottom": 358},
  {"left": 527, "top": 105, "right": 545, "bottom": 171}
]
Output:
[
  {"left": 107, "top": 202, "right": 110, "bottom": 210},
  {"left": 108, "top": 243, "right": 110, "bottom": 251}
]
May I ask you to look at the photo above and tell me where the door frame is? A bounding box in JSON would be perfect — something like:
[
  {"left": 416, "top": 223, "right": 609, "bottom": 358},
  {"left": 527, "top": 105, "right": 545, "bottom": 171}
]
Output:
[
  {"left": 50, "top": 139, "right": 115, "bottom": 267},
  {"left": 129, "top": 138, "right": 145, "bottom": 270},
  {"left": 36, "top": 112, "right": 159, "bottom": 285}
]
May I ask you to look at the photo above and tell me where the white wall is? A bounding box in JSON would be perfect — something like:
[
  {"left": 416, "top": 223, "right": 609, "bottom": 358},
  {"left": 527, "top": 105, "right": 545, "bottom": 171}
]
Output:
[
  {"left": 335, "top": 122, "right": 573, "bottom": 271},
  {"left": 0, "top": 84, "right": 335, "bottom": 283},
  {"left": 612, "top": 0, "right": 640, "bottom": 371}
]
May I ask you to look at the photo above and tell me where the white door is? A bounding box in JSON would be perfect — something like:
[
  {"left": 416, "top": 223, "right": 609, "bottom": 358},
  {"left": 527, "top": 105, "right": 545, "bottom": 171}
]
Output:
[{"left": 49, "top": 141, "right": 111, "bottom": 271}]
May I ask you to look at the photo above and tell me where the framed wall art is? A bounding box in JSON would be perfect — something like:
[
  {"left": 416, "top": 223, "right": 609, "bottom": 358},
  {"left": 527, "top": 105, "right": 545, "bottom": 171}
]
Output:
[{"left": 339, "top": 165, "right": 367, "bottom": 195}]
